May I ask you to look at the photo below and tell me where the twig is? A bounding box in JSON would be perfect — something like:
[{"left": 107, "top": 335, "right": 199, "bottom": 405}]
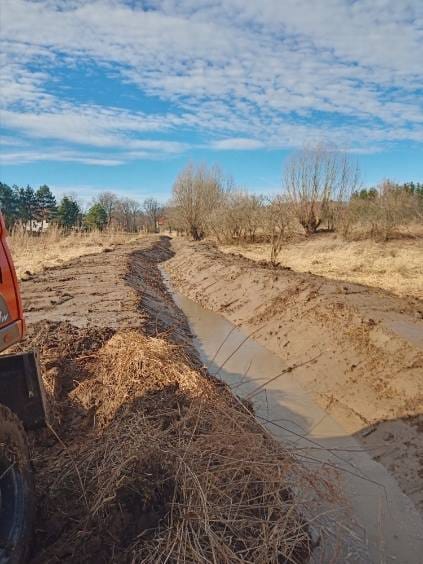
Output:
[
  {"left": 47, "top": 422, "right": 89, "bottom": 511},
  {"left": 246, "top": 352, "right": 322, "bottom": 399}
]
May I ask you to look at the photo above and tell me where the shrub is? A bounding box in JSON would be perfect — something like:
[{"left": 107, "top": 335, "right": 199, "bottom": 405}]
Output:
[
  {"left": 265, "top": 196, "right": 297, "bottom": 265},
  {"left": 171, "top": 164, "right": 227, "bottom": 240},
  {"left": 207, "top": 192, "right": 265, "bottom": 244},
  {"left": 342, "top": 180, "right": 423, "bottom": 240}
]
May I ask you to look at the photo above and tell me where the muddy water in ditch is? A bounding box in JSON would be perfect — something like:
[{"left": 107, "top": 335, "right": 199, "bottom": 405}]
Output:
[{"left": 161, "top": 271, "right": 423, "bottom": 563}]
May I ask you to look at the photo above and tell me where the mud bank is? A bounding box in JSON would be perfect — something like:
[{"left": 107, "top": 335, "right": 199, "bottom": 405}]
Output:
[
  {"left": 164, "top": 239, "right": 423, "bottom": 515},
  {"left": 162, "top": 283, "right": 423, "bottom": 563}
]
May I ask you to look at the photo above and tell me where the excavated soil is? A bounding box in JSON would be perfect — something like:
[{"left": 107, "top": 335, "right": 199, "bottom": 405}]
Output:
[
  {"left": 165, "top": 238, "right": 423, "bottom": 515},
  {"left": 14, "top": 237, "right": 323, "bottom": 563}
]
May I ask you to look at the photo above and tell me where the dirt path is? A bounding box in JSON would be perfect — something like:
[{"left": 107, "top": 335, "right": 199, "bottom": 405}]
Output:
[
  {"left": 21, "top": 236, "right": 194, "bottom": 356},
  {"left": 22, "top": 237, "right": 167, "bottom": 331},
  {"left": 165, "top": 238, "right": 423, "bottom": 515}
]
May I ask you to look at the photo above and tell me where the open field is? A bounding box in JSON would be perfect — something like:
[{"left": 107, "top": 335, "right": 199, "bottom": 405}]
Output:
[
  {"left": 7, "top": 226, "right": 141, "bottom": 280},
  {"left": 219, "top": 231, "right": 423, "bottom": 300}
]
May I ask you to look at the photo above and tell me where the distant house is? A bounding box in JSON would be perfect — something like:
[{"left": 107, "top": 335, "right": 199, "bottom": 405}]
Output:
[{"left": 25, "top": 220, "right": 49, "bottom": 232}]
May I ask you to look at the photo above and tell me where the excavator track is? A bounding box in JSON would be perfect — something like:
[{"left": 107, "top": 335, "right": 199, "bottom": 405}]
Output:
[{"left": 0, "top": 404, "right": 33, "bottom": 564}]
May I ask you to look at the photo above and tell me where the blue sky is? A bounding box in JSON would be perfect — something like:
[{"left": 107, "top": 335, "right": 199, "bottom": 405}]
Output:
[{"left": 1, "top": 0, "right": 422, "bottom": 204}]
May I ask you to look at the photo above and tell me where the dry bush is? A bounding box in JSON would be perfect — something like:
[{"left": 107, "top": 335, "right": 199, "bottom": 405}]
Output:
[
  {"left": 32, "top": 329, "right": 337, "bottom": 563},
  {"left": 265, "top": 196, "right": 298, "bottom": 265},
  {"left": 7, "top": 223, "right": 140, "bottom": 278},
  {"left": 171, "top": 163, "right": 228, "bottom": 240},
  {"left": 207, "top": 194, "right": 299, "bottom": 262},
  {"left": 208, "top": 192, "right": 265, "bottom": 244},
  {"left": 342, "top": 181, "right": 423, "bottom": 241}
]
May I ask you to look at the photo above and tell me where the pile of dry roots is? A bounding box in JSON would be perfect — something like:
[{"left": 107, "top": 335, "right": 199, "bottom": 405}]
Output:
[{"left": 22, "top": 322, "right": 334, "bottom": 563}]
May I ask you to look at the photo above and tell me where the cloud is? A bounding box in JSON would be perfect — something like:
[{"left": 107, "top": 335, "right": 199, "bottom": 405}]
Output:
[
  {"left": 2, "top": 99, "right": 171, "bottom": 161},
  {"left": 53, "top": 184, "right": 157, "bottom": 206},
  {"left": 0, "top": 0, "right": 422, "bottom": 164},
  {"left": 0, "top": 149, "right": 124, "bottom": 166},
  {"left": 212, "top": 138, "right": 265, "bottom": 150},
  {"left": 0, "top": 107, "right": 185, "bottom": 149}
]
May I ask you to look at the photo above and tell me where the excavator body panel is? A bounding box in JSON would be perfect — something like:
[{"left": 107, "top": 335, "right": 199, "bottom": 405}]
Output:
[
  {"left": 0, "top": 213, "right": 25, "bottom": 353},
  {"left": 0, "top": 212, "right": 46, "bottom": 428}
]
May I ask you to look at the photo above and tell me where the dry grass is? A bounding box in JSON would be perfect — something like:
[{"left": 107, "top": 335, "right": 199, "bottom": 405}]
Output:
[
  {"left": 28, "top": 325, "right": 338, "bottom": 563},
  {"left": 7, "top": 224, "right": 141, "bottom": 279},
  {"left": 220, "top": 232, "right": 423, "bottom": 299}
]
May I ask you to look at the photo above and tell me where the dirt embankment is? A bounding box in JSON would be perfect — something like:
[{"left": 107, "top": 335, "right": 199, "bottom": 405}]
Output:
[
  {"left": 165, "top": 239, "right": 423, "bottom": 514},
  {"left": 219, "top": 232, "right": 423, "bottom": 300},
  {"left": 15, "top": 237, "right": 326, "bottom": 563}
]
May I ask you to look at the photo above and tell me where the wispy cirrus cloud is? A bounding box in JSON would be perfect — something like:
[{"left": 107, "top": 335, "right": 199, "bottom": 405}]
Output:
[
  {"left": 0, "top": 0, "right": 422, "bottom": 166},
  {"left": 0, "top": 148, "right": 125, "bottom": 166}
]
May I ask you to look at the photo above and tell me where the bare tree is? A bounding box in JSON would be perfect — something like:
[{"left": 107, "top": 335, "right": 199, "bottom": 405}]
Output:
[
  {"left": 265, "top": 196, "right": 296, "bottom": 265},
  {"left": 172, "top": 163, "right": 226, "bottom": 240},
  {"left": 242, "top": 194, "right": 264, "bottom": 242},
  {"left": 116, "top": 197, "right": 142, "bottom": 232},
  {"left": 284, "top": 145, "right": 360, "bottom": 235},
  {"left": 143, "top": 198, "right": 162, "bottom": 233},
  {"left": 94, "top": 191, "right": 119, "bottom": 227}
]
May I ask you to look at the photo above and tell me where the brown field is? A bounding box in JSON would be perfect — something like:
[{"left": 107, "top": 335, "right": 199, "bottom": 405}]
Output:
[
  {"left": 7, "top": 225, "right": 141, "bottom": 280},
  {"left": 220, "top": 232, "right": 423, "bottom": 300}
]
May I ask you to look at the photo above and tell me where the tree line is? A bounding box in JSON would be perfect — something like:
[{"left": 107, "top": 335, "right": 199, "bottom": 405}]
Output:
[
  {"left": 2, "top": 146, "right": 421, "bottom": 252},
  {"left": 168, "top": 147, "right": 423, "bottom": 262},
  {"left": 352, "top": 182, "right": 423, "bottom": 200},
  {"left": 0, "top": 183, "right": 164, "bottom": 233}
]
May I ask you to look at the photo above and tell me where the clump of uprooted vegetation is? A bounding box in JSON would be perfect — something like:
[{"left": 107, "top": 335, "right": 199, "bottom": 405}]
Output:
[{"left": 23, "top": 322, "right": 337, "bottom": 563}]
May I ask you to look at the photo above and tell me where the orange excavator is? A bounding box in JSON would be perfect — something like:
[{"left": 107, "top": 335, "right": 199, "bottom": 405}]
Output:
[{"left": 0, "top": 212, "right": 46, "bottom": 563}]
